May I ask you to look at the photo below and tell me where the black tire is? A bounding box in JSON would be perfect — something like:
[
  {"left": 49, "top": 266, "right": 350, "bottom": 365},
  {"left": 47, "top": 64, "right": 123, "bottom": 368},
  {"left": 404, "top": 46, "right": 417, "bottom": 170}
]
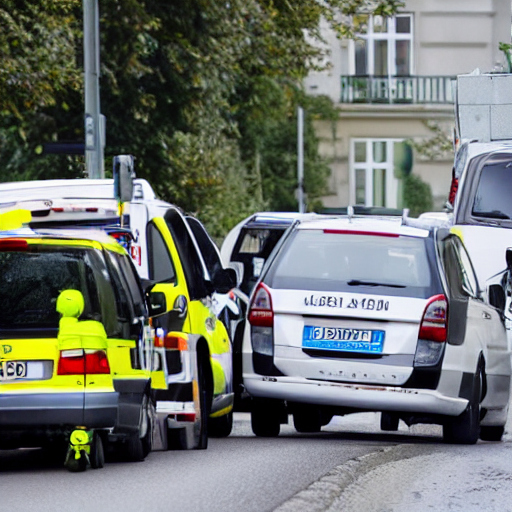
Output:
[
  {"left": 194, "top": 360, "right": 209, "bottom": 450},
  {"left": 443, "top": 369, "right": 481, "bottom": 445},
  {"left": 293, "top": 406, "right": 322, "bottom": 433},
  {"left": 89, "top": 432, "right": 105, "bottom": 469},
  {"left": 125, "top": 393, "right": 152, "bottom": 462},
  {"left": 381, "top": 412, "right": 400, "bottom": 431},
  {"left": 480, "top": 425, "right": 505, "bottom": 442},
  {"left": 141, "top": 398, "right": 154, "bottom": 458},
  {"left": 209, "top": 411, "right": 233, "bottom": 438},
  {"left": 251, "top": 399, "right": 282, "bottom": 437}
]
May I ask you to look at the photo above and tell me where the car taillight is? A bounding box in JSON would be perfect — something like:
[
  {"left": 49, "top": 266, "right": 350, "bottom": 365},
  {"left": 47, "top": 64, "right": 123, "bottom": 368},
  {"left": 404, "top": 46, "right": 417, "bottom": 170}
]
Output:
[
  {"left": 419, "top": 294, "right": 447, "bottom": 342},
  {"left": 85, "top": 350, "right": 110, "bottom": 374},
  {"left": 57, "top": 349, "right": 110, "bottom": 375},
  {"left": 57, "top": 349, "right": 85, "bottom": 375},
  {"left": 248, "top": 283, "right": 273, "bottom": 327},
  {"left": 448, "top": 173, "right": 458, "bottom": 206}
]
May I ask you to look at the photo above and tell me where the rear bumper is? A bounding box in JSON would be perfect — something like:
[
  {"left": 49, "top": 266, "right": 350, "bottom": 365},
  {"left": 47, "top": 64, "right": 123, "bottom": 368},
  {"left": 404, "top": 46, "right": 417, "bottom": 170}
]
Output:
[
  {"left": 244, "top": 374, "right": 469, "bottom": 417},
  {"left": 0, "top": 392, "right": 119, "bottom": 429}
]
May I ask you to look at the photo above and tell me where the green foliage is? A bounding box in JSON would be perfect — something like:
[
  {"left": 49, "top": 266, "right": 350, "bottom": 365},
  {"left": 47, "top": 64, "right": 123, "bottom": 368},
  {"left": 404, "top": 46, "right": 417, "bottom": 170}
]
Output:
[
  {"left": 0, "top": 0, "right": 401, "bottom": 237},
  {"left": 406, "top": 121, "right": 453, "bottom": 161},
  {"left": 499, "top": 42, "right": 512, "bottom": 73},
  {"left": 403, "top": 173, "right": 433, "bottom": 218}
]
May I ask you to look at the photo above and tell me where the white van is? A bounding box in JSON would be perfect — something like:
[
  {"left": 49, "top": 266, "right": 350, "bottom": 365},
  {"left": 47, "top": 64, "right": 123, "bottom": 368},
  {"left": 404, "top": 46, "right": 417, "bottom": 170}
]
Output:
[{"left": 448, "top": 140, "right": 512, "bottom": 287}]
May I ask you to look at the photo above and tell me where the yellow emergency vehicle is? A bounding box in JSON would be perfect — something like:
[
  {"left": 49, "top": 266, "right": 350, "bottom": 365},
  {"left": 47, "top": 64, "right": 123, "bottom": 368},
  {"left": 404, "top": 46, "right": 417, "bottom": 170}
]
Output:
[
  {"left": 0, "top": 209, "right": 166, "bottom": 469},
  {"left": 0, "top": 169, "right": 238, "bottom": 450}
]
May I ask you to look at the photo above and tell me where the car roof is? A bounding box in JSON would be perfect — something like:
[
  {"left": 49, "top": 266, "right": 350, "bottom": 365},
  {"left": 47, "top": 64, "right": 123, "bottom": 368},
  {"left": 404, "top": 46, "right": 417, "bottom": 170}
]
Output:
[
  {"left": 295, "top": 215, "right": 432, "bottom": 238},
  {"left": 0, "top": 178, "right": 157, "bottom": 203},
  {"left": 462, "top": 140, "right": 512, "bottom": 159},
  {"left": 0, "top": 226, "right": 126, "bottom": 252}
]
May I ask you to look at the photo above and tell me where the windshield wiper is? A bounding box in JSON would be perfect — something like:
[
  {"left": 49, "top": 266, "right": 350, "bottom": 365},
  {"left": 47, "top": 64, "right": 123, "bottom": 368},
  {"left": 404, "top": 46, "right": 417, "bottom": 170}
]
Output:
[
  {"left": 347, "top": 279, "right": 406, "bottom": 288},
  {"left": 473, "top": 210, "right": 510, "bottom": 220}
]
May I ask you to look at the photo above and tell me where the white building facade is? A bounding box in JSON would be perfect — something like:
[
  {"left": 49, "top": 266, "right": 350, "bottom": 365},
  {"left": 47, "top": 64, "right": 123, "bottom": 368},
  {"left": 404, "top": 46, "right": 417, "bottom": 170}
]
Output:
[{"left": 305, "top": 0, "right": 512, "bottom": 210}]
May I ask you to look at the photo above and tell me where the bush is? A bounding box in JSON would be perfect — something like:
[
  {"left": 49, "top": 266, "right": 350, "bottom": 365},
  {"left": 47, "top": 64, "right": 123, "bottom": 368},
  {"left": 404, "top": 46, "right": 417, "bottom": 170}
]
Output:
[{"left": 403, "top": 173, "right": 433, "bottom": 217}]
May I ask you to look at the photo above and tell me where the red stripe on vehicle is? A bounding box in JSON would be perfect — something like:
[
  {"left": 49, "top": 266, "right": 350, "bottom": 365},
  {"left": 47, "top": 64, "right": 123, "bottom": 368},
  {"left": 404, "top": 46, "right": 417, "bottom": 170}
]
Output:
[{"left": 322, "top": 229, "right": 399, "bottom": 237}]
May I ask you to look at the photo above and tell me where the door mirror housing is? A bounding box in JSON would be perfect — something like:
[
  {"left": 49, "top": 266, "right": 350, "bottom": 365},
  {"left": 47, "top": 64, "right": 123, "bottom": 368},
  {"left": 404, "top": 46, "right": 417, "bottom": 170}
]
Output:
[
  {"left": 147, "top": 291, "right": 167, "bottom": 318},
  {"left": 113, "top": 155, "right": 135, "bottom": 203},
  {"left": 488, "top": 284, "right": 506, "bottom": 314},
  {"left": 213, "top": 267, "right": 238, "bottom": 294},
  {"left": 506, "top": 248, "right": 512, "bottom": 272}
]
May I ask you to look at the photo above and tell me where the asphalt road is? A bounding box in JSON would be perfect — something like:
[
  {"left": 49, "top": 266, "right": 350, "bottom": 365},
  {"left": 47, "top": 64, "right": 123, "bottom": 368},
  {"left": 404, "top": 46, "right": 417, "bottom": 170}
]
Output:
[{"left": 0, "top": 412, "right": 440, "bottom": 512}]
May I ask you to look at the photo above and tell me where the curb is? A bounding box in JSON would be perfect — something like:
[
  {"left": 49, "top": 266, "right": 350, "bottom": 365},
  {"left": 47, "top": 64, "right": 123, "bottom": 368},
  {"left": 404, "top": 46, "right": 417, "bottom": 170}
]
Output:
[{"left": 273, "top": 443, "right": 430, "bottom": 512}]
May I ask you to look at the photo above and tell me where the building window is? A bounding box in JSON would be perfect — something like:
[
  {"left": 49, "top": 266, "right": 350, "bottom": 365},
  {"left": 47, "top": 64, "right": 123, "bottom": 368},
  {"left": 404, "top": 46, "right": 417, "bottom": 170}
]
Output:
[
  {"left": 353, "top": 14, "right": 413, "bottom": 77},
  {"left": 350, "top": 139, "right": 401, "bottom": 208}
]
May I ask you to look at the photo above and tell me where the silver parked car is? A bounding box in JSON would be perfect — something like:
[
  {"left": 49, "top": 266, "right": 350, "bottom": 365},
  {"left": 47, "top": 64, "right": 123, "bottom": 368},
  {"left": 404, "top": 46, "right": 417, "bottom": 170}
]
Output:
[{"left": 242, "top": 215, "right": 511, "bottom": 444}]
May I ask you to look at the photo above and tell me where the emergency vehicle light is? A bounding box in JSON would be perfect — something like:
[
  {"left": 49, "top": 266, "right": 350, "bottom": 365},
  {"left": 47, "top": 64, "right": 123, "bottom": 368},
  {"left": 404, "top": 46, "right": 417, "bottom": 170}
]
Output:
[
  {"left": 0, "top": 239, "right": 29, "bottom": 251},
  {"left": 154, "top": 333, "right": 188, "bottom": 351}
]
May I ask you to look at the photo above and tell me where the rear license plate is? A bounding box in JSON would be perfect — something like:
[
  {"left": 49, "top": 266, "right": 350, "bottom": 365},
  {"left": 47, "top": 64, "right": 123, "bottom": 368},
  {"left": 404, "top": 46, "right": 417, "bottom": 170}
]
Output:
[
  {"left": 302, "top": 326, "right": 384, "bottom": 354},
  {"left": 0, "top": 361, "right": 27, "bottom": 381}
]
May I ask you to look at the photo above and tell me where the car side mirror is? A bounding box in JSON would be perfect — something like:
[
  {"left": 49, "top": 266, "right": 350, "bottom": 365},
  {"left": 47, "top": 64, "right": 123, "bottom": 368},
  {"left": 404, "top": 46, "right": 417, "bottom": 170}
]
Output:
[
  {"left": 147, "top": 291, "right": 167, "bottom": 318},
  {"left": 506, "top": 248, "right": 512, "bottom": 272},
  {"left": 213, "top": 267, "right": 238, "bottom": 294},
  {"left": 488, "top": 284, "right": 506, "bottom": 314},
  {"left": 113, "top": 155, "right": 135, "bottom": 203}
]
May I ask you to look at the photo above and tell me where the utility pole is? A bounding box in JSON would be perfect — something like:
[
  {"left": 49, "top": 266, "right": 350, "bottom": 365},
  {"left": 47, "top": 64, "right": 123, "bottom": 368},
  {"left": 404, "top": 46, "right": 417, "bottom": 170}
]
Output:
[
  {"left": 83, "top": 0, "right": 104, "bottom": 178},
  {"left": 297, "top": 106, "right": 305, "bottom": 213}
]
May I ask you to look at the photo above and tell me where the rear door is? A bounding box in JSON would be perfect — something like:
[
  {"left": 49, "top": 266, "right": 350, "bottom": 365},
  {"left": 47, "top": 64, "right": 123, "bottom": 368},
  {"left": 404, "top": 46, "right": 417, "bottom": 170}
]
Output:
[
  {"left": 265, "top": 229, "right": 436, "bottom": 386},
  {"left": 0, "top": 238, "right": 87, "bottom": 424}
]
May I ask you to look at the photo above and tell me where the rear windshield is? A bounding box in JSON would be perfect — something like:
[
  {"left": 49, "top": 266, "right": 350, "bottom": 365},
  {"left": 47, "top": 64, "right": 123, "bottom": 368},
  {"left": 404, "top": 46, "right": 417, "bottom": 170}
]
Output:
[
  {"left": 0, "top": 245, "right": 119, "bottom": 333},
  {"left": 472, "top": 159, "right": 512, "bottom": 220},
  {"left": 265, "top": 229, "right": 435, "bottom": 298}
]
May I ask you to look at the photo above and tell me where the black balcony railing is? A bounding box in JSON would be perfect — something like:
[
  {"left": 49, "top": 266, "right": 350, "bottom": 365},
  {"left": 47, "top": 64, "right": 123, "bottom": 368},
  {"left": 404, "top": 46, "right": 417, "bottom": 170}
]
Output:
[{"left": 340, "top": 75, "right": 455, "bottom": 104}]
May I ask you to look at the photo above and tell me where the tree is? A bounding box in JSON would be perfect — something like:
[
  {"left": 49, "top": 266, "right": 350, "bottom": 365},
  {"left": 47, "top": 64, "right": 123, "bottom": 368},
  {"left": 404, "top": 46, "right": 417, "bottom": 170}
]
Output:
[{"left": 0, "top": 0, "right": 402, "bottom": 238}]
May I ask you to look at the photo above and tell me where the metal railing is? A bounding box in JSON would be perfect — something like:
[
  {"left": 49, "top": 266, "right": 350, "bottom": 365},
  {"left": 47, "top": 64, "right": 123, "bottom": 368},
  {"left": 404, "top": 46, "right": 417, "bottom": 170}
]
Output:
[{"left": 340, "top": 75, "right": 455, "bottom": 104}]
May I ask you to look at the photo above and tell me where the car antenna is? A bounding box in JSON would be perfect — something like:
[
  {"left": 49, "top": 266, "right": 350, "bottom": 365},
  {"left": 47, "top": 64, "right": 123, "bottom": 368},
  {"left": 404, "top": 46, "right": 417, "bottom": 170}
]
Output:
[
  {"left": 347, "top": 205, "right": 354, "bottom": 223},
  {"left": 401, "top": 208, "right": 410, "bottom": 225}
]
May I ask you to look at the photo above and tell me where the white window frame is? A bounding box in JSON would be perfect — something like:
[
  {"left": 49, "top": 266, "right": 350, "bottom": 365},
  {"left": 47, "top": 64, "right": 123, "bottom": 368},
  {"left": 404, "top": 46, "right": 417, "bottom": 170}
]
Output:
[
  {"left": 349, "top": 14, "right": 414, "bottom": 77},
  {"left": 350, "top": 138, "right": 400, "bottom": 208}
]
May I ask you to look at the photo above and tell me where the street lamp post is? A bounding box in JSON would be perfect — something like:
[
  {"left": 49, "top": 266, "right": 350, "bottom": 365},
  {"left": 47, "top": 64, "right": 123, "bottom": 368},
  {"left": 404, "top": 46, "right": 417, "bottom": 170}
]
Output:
[{"left": 83, "top": 0, "right": 104, "bottom": 178}]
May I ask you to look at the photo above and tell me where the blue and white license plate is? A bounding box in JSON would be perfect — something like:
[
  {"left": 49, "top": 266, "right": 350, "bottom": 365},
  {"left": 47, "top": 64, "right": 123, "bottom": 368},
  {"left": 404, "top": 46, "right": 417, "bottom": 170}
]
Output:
[{"left": 302, "top": 326, "right": 384, "bottom": 354}]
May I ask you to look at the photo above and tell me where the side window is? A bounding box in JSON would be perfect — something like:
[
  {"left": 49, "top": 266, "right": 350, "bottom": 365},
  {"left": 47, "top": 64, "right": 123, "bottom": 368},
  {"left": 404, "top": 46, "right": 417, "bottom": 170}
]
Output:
[
  {"left": 185, "top": 216, "right": 222, "bottom": 279},
  {"left": 452, "top": 237, "right": 479, "bottom": 298},
  {"left": 147, "top": 223, "right": 176, "bottom": 283},
  {"left": 439, "top": 237, "right": 466, "bottom": 299},
  {"left": 164, "top": 208, "right": 209, "bottom": 300},
  {"left": 440, "top": 236, "right": 479, "bottom": 299},
  {"left": 117, "top": 253, "right": 147, "bottom": 318},
  {"left": 103, "top": 251, "right": 133, "bottom": 337}
]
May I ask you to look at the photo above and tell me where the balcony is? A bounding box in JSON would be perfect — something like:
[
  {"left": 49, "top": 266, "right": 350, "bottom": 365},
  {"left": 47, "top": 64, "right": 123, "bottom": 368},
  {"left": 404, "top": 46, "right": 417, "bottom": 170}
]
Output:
[{"left": 340, "top": 75, "right": 455, "bottom": 104}]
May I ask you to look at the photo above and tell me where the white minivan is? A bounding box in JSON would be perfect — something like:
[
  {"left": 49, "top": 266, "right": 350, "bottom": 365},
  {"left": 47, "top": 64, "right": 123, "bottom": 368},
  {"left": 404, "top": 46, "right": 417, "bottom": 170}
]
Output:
[{"left": 242, "top": 215, "right": 511, "bottom": 444}]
